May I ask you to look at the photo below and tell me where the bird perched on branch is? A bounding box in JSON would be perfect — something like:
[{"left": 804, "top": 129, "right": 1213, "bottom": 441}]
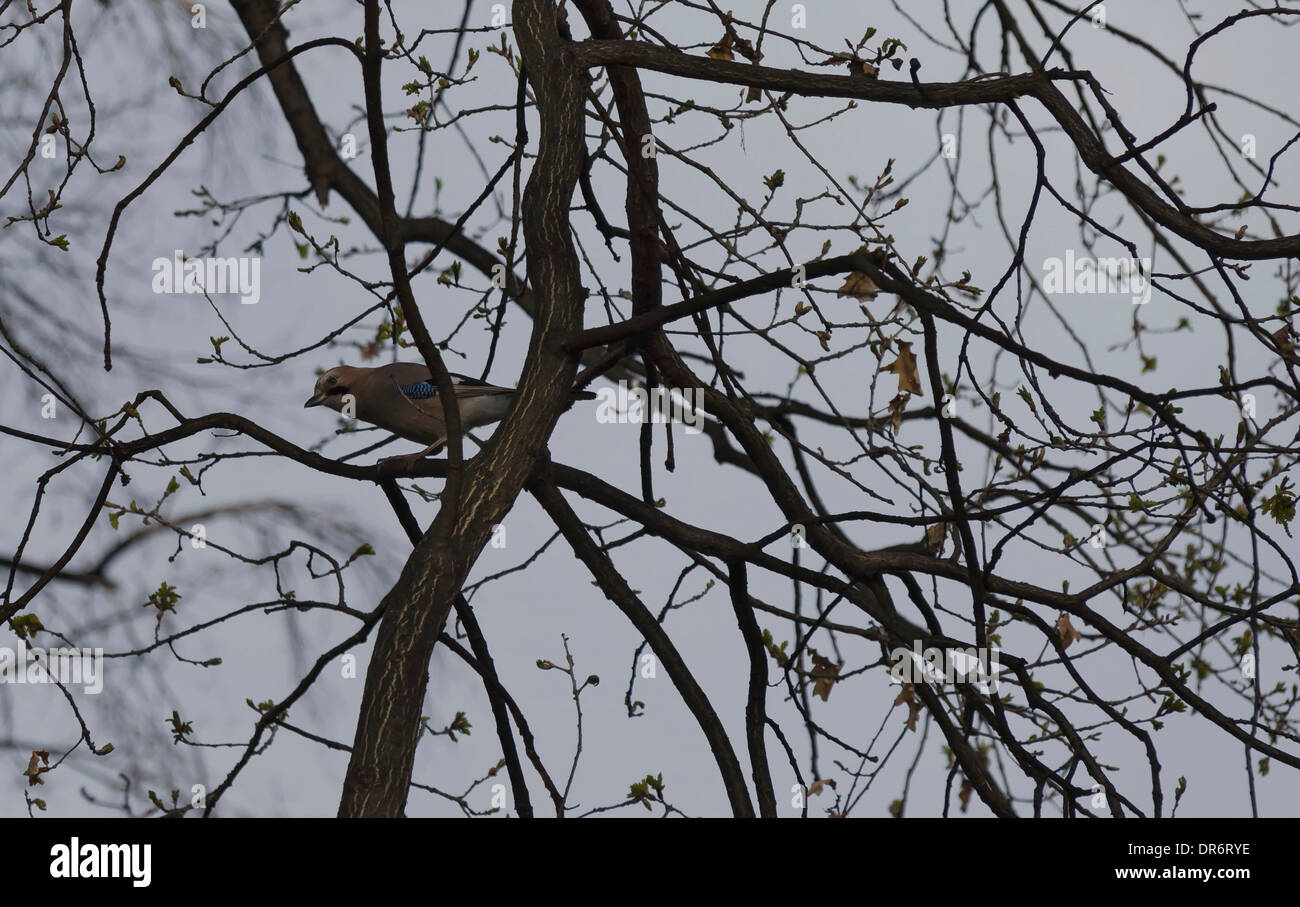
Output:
[{"left": 304, "top": 362, "right": 596, "bottom": 471}]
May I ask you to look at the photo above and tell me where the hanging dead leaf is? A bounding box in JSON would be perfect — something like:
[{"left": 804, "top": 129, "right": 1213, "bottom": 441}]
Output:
[
  {"left": 836, "top": 271, "right": 879, "bottom": 301},
  {"left": 1273, "top": 325, "right": 1300, "bottom": 364},
  {"left": 24, "top": 749, "right": 50, "bottom": 786},
  {"left": 732, "top": 34, "right": 760, "bottom": 62},
  {"left": 893, "top": 683, "right": 923, "bottom": 731},
  {"left": 1056, "top": 612, "right": 1081, "bottom": 648},
  {"left": 826, "top": 53, "right": 878, "bottom": 78},
  {"left": 888, "top": 392, "right": 908, "bottom": 435},
  {"left": 924, "top": 522, "right": 948, "bottom": 554},
  {"left": 881, "top": 340, "right": 923, "bottom": 395},
  {"left": 706, "top": 33, "right": 735, "bottom": 61},
  {"left": 745, "top": 84, "right": 762, "bottom": 103},
  {"left": 958, "top": 778, "right": 974, "bottom": 812},
  {"left": 807, "top": 778, "right": 836, "bottom": 797},
  {"left": 809, "top": 648, "right": 843, "bottom": 701},
  {"left": 905, "top": 696, "right": 922, "bottom": 731}
]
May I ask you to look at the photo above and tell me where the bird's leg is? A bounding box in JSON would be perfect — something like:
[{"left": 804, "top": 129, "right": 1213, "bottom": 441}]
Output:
[
  {"left": 375, "top": 432, "right": 488, "bottom": 476},
  {"left": 377, "top": 437, "right": 445, "bottom": 476}
]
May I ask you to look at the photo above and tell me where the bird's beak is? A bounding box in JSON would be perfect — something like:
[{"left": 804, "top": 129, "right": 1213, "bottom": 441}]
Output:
[{"left": 304, "top": 393, "right": 325, "bottom": 408}]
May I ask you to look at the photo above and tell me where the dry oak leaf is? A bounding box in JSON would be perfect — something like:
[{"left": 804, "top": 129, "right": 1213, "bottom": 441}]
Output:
[
  {"left": 1056, "top": 612, "right": 1082, "bottom": 648},
  {"left": 809, "top": 647, "right": 843, "bottom": 701},
  {"left": 893, "top": 683, "right": 923, "bottom": 731},
  {"left": 807, "top": 778, "right": 837, "bottom": 797},
  {"left": 887, "top": 392, "right": 909, "bottom": 435},
  {"left": 924, "top": 522, "right": 948, "bottom": 554},
  {"left": 958, "top": 778, "right": 974, "bottom": 813},
  {"left": 732, "top": 34, "right": 760, "bottom": 62},
  {"left": 706, "top": 32, "right": 734, "bottom": 61},
  {"left": 881, "top": 340, "right": 923, "bottom": 395},
  {"left": 1272, "top": 325, "right": 1300, "bottom": 365},
  {"left": 836, "top": 271, "right": 879, "bottom": 301},
  {"left": 24, "top": 749, "right": 50, "bottom": 787},
  {"left": 826, "top": 52, "right": 879, "bottom": 78}
]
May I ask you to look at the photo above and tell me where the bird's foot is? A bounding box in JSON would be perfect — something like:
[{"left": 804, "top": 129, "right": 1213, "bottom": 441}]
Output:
[{"left": 377, "top": 452, "right": 432, "bottom": 477}]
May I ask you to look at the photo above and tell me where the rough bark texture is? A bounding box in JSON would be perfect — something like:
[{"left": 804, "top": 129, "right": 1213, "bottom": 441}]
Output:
[{"left": 337, "top": 0, "right": 589, "bottom": 817}]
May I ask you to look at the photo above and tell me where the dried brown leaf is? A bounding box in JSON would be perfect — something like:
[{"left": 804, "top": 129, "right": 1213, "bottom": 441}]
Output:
[
  {"left": 706, "top": 33, "right": 734, "bottom": 61},
  {"left": 836, "top": 271, "right": 879, "bottom": 302},
  {"left": 888, "top": 392, "right": 908, "bottom": 435},
  {"left": 809, "top": 648, "right": 843, "bottom": 701},
  {"left": 807, "top": 778, "right": 836, "bottom": 797},
  {"left": 881, "top": 340, "right": 923, "bottom": 395},
  {"left": 1056, "top": 612, "right": 1081, "bottom": 648},
  {"left": 24, "top": 749, "right": 50, "bottom": 787},
  {"left": 893, "top": 683, "right": 923, "bottom": 731},
  {"left": 958, "top": 778, "right": 974, "bottom": 812},
  {"left": 924, "top": 522, "right": 948, "bottom": 554}
]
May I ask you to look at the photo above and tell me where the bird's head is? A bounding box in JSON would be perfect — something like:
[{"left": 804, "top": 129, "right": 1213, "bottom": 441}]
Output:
[{"left": 304, "top": 366, "right": 357, "bottom": 412}]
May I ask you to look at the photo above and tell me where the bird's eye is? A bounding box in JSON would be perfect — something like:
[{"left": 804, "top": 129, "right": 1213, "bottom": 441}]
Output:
[{"left": 325, "top": 375, "right": 337, "bottom": 386}]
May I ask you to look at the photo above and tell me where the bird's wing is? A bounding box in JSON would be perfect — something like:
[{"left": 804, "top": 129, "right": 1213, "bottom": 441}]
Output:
[{"left": 374, "top": 364, "right": 515, "bottom": 400}]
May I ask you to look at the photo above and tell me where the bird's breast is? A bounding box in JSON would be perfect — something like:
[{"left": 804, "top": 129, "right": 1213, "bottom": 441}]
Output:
[{"left": 358, "top": 391, "right": 443, "bottom": 444}]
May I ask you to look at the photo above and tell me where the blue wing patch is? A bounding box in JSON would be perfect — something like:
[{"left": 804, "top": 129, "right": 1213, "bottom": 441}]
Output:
[
  {"left": 399, "top": 374, "right": 490, "bottom": 399},
  {"left": 399, "top": 381, "right": 439, "bottom": 399}
]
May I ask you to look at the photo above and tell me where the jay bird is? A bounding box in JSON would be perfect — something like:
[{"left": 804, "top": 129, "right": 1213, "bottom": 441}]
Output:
[{"left": 304, "top": 362, "right": 596, "bottom": 470}]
